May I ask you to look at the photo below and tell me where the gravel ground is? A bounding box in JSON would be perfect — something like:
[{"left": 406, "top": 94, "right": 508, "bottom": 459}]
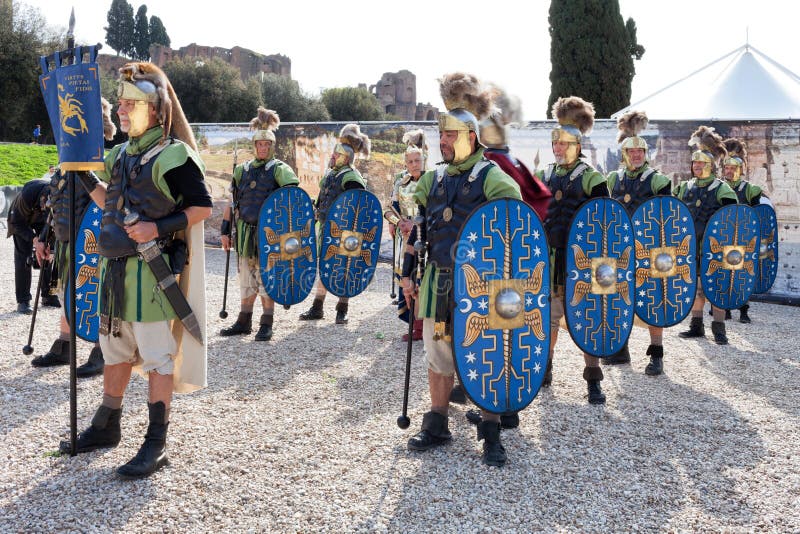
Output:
[{"left": 0, "top": 234, "right": 798, "bottom": 533}]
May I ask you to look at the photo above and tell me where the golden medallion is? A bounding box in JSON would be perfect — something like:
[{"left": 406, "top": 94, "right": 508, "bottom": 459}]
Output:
[
  {"left": 696, "top": 199, "right": 702, "bottom": 207},
  {"left": 555, "top": 190, "right": 563, "bottom": 201},
  {"left": 250, "top": 181, "right": 257, "bottom": 189},
  {"left": 624, "top": 193, "right": 631, "bottom": 203},
  {"left": 443, "top": 207, "right": 453, "bottom": 222}
]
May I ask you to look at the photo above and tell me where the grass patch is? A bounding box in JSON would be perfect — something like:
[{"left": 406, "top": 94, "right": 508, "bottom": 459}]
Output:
[{"left": 0, "top": 144, "right": 59, "bottom": 186}]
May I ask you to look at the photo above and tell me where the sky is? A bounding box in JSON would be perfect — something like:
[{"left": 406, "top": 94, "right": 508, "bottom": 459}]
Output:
[{"left": 18, "top": 0, "right": 800, "bottom": 120}]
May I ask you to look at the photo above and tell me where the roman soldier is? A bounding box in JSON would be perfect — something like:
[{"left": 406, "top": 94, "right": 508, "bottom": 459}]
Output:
[
  {"left": 385, "top": 129, "right": 428, "bottom": 340},
  {"left": 722, "top": 137, "right": 763, "bottom": 324},
  {"left": 402, "top": 72, "right": 521, "bottom": 467},
  {"left": 299, "top": 124, "right": 370, "bottom": 324},
  {"left": 675, "top": 126, "right": 737, "bottom": 344},
  {"left": 219, "top": 107, "right": 300, "bottom": 340},
  {"left": 31, "top": 98, "right": 118, "bottom": 376},
  {"left": 603, "top": 111, "right": 672, "bottom": 375},
  {"left": 536, "top": 96, "right": 610, "bottom": 404},
  {"left": 64, "top": 62, "right": 212, "bottom": 479}
]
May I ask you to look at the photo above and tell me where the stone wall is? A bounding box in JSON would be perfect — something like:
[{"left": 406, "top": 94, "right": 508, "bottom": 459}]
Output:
[
  {"left": 368, "top": 70, "right": 438, "bottom": 121},
  {"left": 149, "top": 43, "right": 291, "bottom": 81}
]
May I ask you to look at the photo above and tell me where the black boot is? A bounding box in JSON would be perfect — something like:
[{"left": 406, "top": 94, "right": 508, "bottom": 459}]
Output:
[
  {"left": 42, "top": 294, "right": 61, "bottom": 308},
  {"left": 603, "top": 342, "right": 631, "bottom": 365},
  {"left": 477, "top": 420, "right": 507, "bottom": 467},
  {"left": 254, "top": 314, "right": 274, "bottom": 341},
  {"left": 584, "top": 367, "right": 606, "bottom": 405},
  {"left": 335, "top": 301, "right": 349, "bottom": 324},
  {"left": 31, "top": 339, "right": 70, "bottom": 367},
  {"left": 644, "top": 344, "right": 664, "bottom": 376},
  {"left": 725, "top": 309, "right": 732, "bottom": 320},
  {"left": 449, "top": 384, "right": 466, "bottom": 404},
  {"left": 59, "top": 405, "right": 122, "bottom": 454},
  {"left": 465, "top": 409, "right": 519, "bottom": 429},
  {"left": 76, "top": 346, "right": 104, "bottom": 378},
  {"left": 678, "top": 317, "right": 705, "bottom": 339},
  {"left": 542, "top": 358, "right": 553, "bottom": 387},
  {"left": 299, "top": 298, "right": 324, "bottom": 320},
  {"left": 117, "top": 402, "right": 169, "bottom": 479},
  {"left": 220, "top": 312, "right": 252, "bottom": 336},
  {"left": 711, "top": 321, "right": 728, "bottom": 345},
  {"left": 739, "top": 305, "right": 751, "bottom": 324},
  {"left": 407, "top": 411, "right": 452, "bottom": 451}
]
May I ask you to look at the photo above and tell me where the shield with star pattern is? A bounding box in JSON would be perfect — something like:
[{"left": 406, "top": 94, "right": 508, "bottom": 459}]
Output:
[
  {"left": 631, "top": 196, "right": 697, "bottom": 327},
  {"left": 451, "top": 198, "right": 550, "bottom": 414},
  {"left": 565, "top": 198, "right": 634, "bottom": 357},
  {"left": 64, "top": 201, "right": 101, "bottom": 342},
  {"left": 318, "top": 189, "right": 382, "bottom": 298},
  {"left": 752, "top": 204, "right": 778, "bottom": 294},
  {"left": 700, "top": 204, "right": 760, "bottom": 309},
  {"left": 258, "top": 186, "right": 317, "bottom": 306}
]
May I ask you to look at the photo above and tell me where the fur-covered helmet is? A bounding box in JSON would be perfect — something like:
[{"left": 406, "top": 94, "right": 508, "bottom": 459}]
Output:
[
  {"left": 250, "top": 107, "right": 280, "bottom": 144},
  {"left": 688, "top": 126, "right": 727, "bottom": 178},
  {"left": 402, "top": 128, "right": 427, "bottom": 154},
  {"left": 617, "top": 110, "right": 649, "bottom": 170},
  {"left": 338, "top": 124, "right": 370, "bottom": 158},
  {"left": 551, "top": 96, "right": 594, "bottom": 143},
  {"left": 117, "top": 62, "right": 197, "bottom": 151},
  {"left": 100, "top": 97, "right": 117, "bottom": 141},
  {"left": 438, "top": 72, "right": 495, "bottom": 135},
  {"left": 723, "top": 137, "right": 747, "bottom": 181},
  {"left": 480, "top": 84, "right": 524, "bottom": 149}
]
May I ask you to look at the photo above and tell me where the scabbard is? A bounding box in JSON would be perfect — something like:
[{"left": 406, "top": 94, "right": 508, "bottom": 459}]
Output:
[{"left": 138, "top": 240, "right": 203, "bottom": 344}]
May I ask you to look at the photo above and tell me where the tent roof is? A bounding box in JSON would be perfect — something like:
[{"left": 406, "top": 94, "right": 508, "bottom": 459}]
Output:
[{"left": 612, "top": 45, "right": 800, "bottom": 120}]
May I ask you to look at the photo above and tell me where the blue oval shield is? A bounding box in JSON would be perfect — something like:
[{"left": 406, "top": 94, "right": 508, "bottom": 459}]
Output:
[
  {"left": 753, "top": 204, "right": 778, "bottom": 294},
  {"left": 65, "top": 201, "right": 101, "bottom": 342}
]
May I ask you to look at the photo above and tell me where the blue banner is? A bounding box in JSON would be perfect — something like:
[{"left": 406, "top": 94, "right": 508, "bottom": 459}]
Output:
[{"left": 39, "top": 46, "right": 105, "bottom": 171}]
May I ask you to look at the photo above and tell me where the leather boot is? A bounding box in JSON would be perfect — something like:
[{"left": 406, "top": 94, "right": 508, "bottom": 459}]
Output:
[
  {"left": 31, "top": 339, "right": 70, "bottom": 367},
  {"left": 739, "top": 304, "right": 751, "bottom": 324},
  {"left": 76, "top": 346, "right": 104, "bottom": 378},
  {"left": 678, "top": 317, "right": 705, "bottom": 339},
  {"left": 477, "top": 420, "right": 507, "bottom": 467},
  {"left": 299, "top": 298, "right": 324, "bottom": 320},
  {"left": 644, "top": 344, "right": 664, "bottom": 376},
  {"left": 403, "top": 319, "right": 424, "bottom": 342},
  {"left": 603, "top": 342, "right": 631, "bottom": 365},
  {"left": 335, "top": 301, "right": 349, "bottom": 324},
  {"left": 542, "top": 357, "right": 553, "bottom": 387},
  {"left": 584, "top": 367, "right": 606, "bottom": 405},
  {"left": 117, "top": 401, "right": 169, "bottom": 479},
  {"left": 711, "top": 321, "right": 728, "bottom": 345},
  {"left": 59, "top": 405, "right": 122, "bottom": 454},
  {"left": 465, "top": 410, "right": 519, "bottom": 429},
  {"left": 220, "top": 312, "right": 252, "bottom": 336},
  {"left": 449, "top": 384, "right": 466, "bottom": 404},
  {"left": 254, "top": 314, "right": 273, "bottom": 341},
  {"left": 725, "top": 309, "right": 732, "bottom": 320},
  {"left": 407, "top": 411, "right": 451, "bottom": 451}
]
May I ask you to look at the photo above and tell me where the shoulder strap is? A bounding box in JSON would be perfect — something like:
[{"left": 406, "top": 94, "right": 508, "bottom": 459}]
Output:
[
  {"left": 568, "top": 162, "right": 589, "bottom": 181},
  {"left": 468, "top": 159, "right": 493, "bottom": 182},
  {"left": 640, "top": 167, "right": 656, "bottom": 181},
  {"left": 140, "top": 139, "right": 172, "bottom": 166}
]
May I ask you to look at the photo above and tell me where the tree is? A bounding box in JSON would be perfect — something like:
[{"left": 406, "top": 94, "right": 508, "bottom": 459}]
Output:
[
  {"left": 162, "top": 58, "right": 261, "bottom": 123},
  {"left": 148, "top": 15, "right": 170, "bottom": 47},
  {"left": 547, "top": 0, "right": 645, "bottom": 118},
  {"left": 132, "top": 5, "right": 149, "bottom": 60},
  {"left": 105, "top": 0, "right": 135, "bottom": 57},
  {"left": 260, "top": 74, "right": 330, "bottom": 122},
  {"left": 0, "top": 2, "right": 62, "bottom": 141},
  {"left": 321, "top": 87, "right": 385, "bottom": 121}
]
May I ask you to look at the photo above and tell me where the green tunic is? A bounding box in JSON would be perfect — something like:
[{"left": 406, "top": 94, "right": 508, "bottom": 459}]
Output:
[
  {"left": 96, "top": 126, "right": 206, "bottom": 323},
  {"left": 729, "top": 179, "right": 763, "bottom": 205},
  {"left": 533, "top": 161, "right": 608, "bottom": 196},
  {"left": 232, "top": 158, "right": 299, "bottom": 258},
  {"left": 606, "top": 163, "right": 672, "bottom": 196},
  {"left": 412, "top": 149, "right": 522, "bottom": 319},
  {"left": 673, "top": 175, "right": 738, "bottom": 204}
]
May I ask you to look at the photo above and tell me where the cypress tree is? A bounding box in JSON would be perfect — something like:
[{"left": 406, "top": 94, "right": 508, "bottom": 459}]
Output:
[
  {"left": 104, "top": 0, "right": 135, "bottom": 57},
  {"left": 132, "top": 5, "right": 149, "bottom": 60},
  {"left": 148, "top": 15, "right": 170, "bottom": 48},
  {"left": 547, "top": 0, "right": 645, "bottom": 118}
]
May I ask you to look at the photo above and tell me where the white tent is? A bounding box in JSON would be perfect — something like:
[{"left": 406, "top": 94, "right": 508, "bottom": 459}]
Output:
[{"left": 612, "top": 45, "right": 800, "bottom": 120}]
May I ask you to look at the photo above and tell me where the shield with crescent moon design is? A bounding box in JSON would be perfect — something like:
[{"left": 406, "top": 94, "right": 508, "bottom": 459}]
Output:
[
  {"left": 451, "top": 199, "right": 550, "bottom": 414},
  {"left": 65, "top": 201, "right": 101, "bottom": 342},
  {"left": 565, "top": 198, "right": 634, "bottom": 357},
  {"left": 700, "top": 204, "right": 760, "bottom": 309},
  {"left": 631, "top": 196, "right": 697, "bottom": 327},
  {"left": 752, "top": 204, "right": 778, "bottom": 294},
  {"left": 318, "top": 189, "right": 383, "bottom": 298},
  {"left": 258, "top": 186, "right": 317, "bottom": 306}
]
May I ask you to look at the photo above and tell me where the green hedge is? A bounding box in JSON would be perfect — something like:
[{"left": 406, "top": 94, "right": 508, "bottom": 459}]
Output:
[{"left": 0, "top": 144, "right": 59, "bottom": 186}]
